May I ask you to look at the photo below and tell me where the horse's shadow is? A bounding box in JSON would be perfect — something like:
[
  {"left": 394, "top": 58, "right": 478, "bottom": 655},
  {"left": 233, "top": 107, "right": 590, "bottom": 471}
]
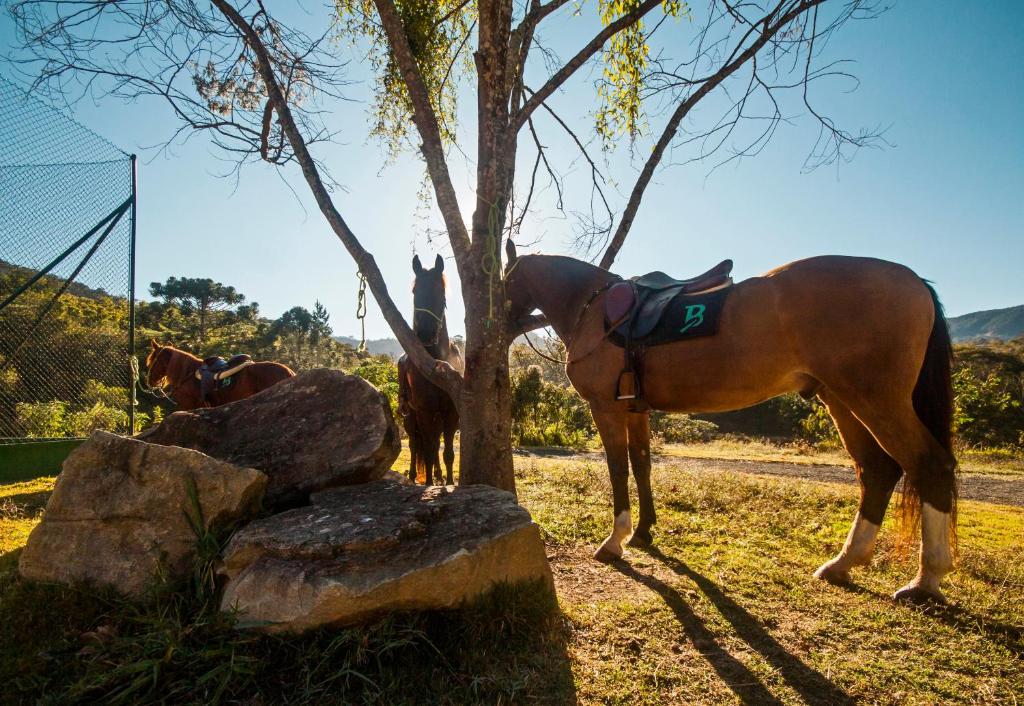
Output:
[
  {"left": 612, "top": 547, "right": 854, "bottom": 706},
  {"left": 829, "top": 572, "right": 1024, "bottom": 659}
]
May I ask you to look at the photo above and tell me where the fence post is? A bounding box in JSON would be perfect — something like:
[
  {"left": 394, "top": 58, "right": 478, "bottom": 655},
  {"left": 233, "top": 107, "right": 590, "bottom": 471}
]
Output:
[{"left": 129, "top": 154, "right": 138, "bottom": 435}]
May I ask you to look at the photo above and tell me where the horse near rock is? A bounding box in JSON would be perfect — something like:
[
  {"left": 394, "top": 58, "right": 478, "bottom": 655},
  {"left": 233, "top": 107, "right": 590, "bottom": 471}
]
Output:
[
  {"left": 504, "top": 241, "right": 958, "bottom": 605},
  {"left": 397, "top": 254, "right": 462, "bottom": 485},
  {"left": 145, "top": 339, "right": 294, "bottom": 411}
]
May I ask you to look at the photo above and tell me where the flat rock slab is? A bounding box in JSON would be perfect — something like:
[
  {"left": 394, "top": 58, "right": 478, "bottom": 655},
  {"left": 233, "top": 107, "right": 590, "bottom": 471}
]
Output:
[
  {"left": 220, "top": 477, "right": 552, "bottom": 632},
  {"left": 139, "top": 369, "right": 400, "bottom": 509},
  {"left": 19, "top": 431, "right": 266, "bottom": 596}
]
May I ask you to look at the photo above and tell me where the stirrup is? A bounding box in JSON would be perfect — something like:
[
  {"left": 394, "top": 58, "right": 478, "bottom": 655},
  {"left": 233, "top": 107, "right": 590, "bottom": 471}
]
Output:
[{"left": 615, "top": 370, "right": 637, "bottom": 401}]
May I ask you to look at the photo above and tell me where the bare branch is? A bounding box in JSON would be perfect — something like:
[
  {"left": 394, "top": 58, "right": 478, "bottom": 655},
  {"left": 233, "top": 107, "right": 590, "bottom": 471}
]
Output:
[
  {"left": 599, "top": 0, "right": 836, "bottom": 270},
  {"left": 371, "top": 0, "right": 472, "bottom": 272},
  {"left": 512, "top": 0, "right": 664, "bottom": 132},
  {"left": 209, "top": 0, "right": 463, "bottom": 397}
]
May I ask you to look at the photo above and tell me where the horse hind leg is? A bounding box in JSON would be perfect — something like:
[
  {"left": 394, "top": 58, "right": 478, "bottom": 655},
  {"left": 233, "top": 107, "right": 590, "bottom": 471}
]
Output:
[
  {"left": 814, "top": 390, "right": 902, "bottom": 586},
  {"left": 835, "top": 390, "right": 956, "bottom": 603}
]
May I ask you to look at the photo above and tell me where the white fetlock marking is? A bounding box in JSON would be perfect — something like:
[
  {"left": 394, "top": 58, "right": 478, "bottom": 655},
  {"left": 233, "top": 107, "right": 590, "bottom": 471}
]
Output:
[
  {"left": 839, "top": 512, "right": 880, "bottom": 568},
  {"left": 915, "top": 502, "right": 953, "bottom": 593},
  {"left": 597, "top": 510, "right": 632, "bottom": 558}
]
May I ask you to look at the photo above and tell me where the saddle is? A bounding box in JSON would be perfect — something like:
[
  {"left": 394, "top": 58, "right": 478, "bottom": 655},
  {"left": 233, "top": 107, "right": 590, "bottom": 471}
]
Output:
[
  {"left": 603, "top": 260, "right": 734, "bottom": 409},
  {"left": 196, "top": 354, "right": 253, "bottom": 403}
]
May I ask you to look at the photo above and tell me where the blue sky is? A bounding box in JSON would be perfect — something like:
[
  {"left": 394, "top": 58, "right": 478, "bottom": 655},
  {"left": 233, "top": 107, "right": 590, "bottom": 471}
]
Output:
[{"left": 2, "top": 1, "right": 1022, "bottom": 339}]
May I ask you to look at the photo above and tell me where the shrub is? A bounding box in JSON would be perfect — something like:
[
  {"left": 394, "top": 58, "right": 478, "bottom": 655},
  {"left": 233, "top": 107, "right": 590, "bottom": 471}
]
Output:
[
  {"left": 511, "top": 366, "right": 595, "bottom": 447},
  {"left": 350, "top": 355, "right": 400, "bottom": 414},
  {"left": 65, "top": 402, "right": 129, "bottom": 436},
  {"left": 15, "top": 400, "right": 67, "bottom": 438},
  {"left": 953, "top": 367, "right": 1023, "bottom": 448},
  {"left": 650, "top": 413, "right": 719, "bottom": 443}
]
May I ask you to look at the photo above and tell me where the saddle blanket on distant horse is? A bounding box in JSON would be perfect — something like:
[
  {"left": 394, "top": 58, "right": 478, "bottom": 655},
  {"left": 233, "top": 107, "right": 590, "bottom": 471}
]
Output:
[
  {"left": 605, "top": 286, "right": 731, "bottom": 347},
  {"left": 196, "top": 355, "right": 253, "bottom": 401}
]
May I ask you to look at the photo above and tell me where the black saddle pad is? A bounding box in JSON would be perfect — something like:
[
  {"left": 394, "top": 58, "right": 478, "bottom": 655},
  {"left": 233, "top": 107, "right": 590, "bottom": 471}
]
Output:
[{"left": 607, "top": 286, "right": 731, "bottom": 347}]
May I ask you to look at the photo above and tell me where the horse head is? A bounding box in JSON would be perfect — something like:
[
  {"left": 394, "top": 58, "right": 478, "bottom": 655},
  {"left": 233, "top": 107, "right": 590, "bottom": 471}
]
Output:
[
  {"left": 411, "top": 254, "right": 447, "bottom": 345},
  {"left": 144, "top": 339, "right": 172, "bottom": 388}
]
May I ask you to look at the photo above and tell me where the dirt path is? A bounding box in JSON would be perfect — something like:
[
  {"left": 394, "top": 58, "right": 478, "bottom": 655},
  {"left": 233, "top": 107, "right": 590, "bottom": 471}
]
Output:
[
  {"left": 653, "top": 455, "right": 1024, "bottom": 507},
  {"left": 523, "top": 449, "right": 1024, "bottom": 507}
]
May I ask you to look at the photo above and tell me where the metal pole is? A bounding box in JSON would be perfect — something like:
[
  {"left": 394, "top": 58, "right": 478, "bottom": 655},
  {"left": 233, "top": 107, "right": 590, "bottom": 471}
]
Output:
[{"left": 128, "top": 154, "right": 138, "bottom": 435}]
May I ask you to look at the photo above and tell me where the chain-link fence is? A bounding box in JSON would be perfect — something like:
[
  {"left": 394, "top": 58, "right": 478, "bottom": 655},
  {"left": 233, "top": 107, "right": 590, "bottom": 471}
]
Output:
[{"left": 0, "top": 75, "right": 137, "bottom": 445}]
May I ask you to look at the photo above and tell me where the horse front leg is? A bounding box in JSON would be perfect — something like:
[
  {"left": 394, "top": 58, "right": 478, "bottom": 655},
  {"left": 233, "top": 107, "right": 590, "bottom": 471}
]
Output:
[
  {"left": 626, "top": 411, "right": 656, "bottom": 548},
  {"left": 592, "top": 408, "right": 632, "bottom": 563}
]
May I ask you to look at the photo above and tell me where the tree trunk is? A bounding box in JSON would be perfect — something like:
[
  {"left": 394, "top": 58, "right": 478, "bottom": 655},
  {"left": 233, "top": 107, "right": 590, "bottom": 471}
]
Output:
[{"left": 457, "top": 271, "right": 515, "bottom": 493}]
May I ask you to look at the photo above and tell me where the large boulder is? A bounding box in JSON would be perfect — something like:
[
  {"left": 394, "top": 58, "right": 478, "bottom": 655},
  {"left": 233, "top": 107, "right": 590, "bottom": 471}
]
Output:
[
  {"left": 220, "top": 477, "right": 552, "bottom": 633},
  {"left": 19, "top": 431, "right": 266, "bottom": 596},
  {"left": 139, "top": 369, "right": 400, "bottom": 509}
]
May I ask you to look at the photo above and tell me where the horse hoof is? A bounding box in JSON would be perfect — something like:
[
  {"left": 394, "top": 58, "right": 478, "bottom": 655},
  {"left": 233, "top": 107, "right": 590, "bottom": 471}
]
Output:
[
  {"left": 626, "top": 529, "right": 653, "bottom": 548},
  {"left": 893, "top": 584, "right": 946, "bottom": 606},
  {"left": 813, "top": 561, "right": 850, "bottom": 586},
  {"left": 593, "top": 546, "right": 622, "bottom": 563}
]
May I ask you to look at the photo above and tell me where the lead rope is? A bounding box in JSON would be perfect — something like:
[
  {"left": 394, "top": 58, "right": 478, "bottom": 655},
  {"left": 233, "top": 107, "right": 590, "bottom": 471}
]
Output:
[
  {"left": 130, "top": 356, "right": 176, "bottom": 406},
  {"left": 481, "top": 202, "right": 501, "bottom": 328},
  {"left": 355, "top": 270, "right": 368, "bottom": 353}
]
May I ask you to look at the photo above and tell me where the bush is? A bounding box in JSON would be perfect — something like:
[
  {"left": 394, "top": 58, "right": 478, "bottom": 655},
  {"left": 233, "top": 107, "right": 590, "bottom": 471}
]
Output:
[
  {"left": 511, "top": 366, "right": 595, "bottom": 447},
  {"left": 65, "top": 402, "right": 129, "bottom": 437},
  {"left": 350, "top": 355, "right": 400, "bottom": 414},
  {"left": 953, "top": 367, "right": 1023, "bottom": 448},
  {"left": 15, "top": 400, "right": 67, "bottom": 438},
  {"left": 798, "top": 399, "right": 841, "bottom": 446},
  {"left": 650, "top": 413, "right": 719, "bottom": 443}
]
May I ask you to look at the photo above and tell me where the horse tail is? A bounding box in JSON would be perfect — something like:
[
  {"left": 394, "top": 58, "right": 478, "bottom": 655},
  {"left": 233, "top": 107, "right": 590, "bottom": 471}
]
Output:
[{"left": 903, "top": 280, "right": 957, "bottom": 548}]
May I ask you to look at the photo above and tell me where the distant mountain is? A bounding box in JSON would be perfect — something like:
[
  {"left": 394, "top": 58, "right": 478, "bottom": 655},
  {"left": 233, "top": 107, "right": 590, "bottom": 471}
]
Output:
[
  {"left": 949, "top": 305, "right": 1024, "bottom": 342},
  {"left": 334, "top": 336, "right": 405, "bottom": 359}
]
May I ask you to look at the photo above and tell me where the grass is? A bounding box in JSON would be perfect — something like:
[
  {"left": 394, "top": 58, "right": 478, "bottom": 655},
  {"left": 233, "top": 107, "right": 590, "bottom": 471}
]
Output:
[
  {"left": 1, "top": 447, "right": 1022, "bottom": 704},
  {"left": 656, "top": 437, "right": 1024, "bottom": 477}
]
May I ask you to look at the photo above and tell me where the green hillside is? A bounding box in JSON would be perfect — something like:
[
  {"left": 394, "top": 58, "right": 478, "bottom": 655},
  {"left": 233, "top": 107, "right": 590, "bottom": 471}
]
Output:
[{"left": 949, "top": 305, "right": 1024, "bottom": 341}]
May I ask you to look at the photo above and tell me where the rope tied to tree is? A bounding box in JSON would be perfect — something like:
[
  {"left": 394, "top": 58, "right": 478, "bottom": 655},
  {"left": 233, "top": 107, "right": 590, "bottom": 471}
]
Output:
[
  {"left": 129, "top": 355, "right": 176, "bottom": 406},
  {"left": 480, "top": 201, "right": 501, "bottom": 329},
  {"left": 355, "top": 270, "right": 368, "bottom": 353}
]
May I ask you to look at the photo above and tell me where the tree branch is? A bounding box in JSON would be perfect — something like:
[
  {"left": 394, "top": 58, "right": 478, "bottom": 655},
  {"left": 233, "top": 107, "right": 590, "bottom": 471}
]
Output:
[
  {"left": 210, "top": 0, "right": 462, "bottom": 397},
  {"left": 371, "top": 0, "right": 472, "bottom": 273},
  {"left": 599, "top": 0, "right": 826, "bottom": 270},
  {"left": 512, "top": 0, "right": 663, "bottom": 132}
]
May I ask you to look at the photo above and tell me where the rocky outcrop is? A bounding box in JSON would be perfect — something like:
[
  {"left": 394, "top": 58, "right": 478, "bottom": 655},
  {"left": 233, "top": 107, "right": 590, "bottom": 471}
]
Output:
[
  {"left": 19, "top": 431, "right": 266, "bottom": 596},
  {"left": 139, "top": 369, "right": 400, "bottom": 508},
  {"left": 220, "top": 477, "right": 552, "bottom": 633}
]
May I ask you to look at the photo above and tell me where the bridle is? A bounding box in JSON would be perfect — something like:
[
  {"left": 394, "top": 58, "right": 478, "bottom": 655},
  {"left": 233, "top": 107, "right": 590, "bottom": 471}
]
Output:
[
  {"left": 517, "top": 277, "right": 624, "bottom": 368},
  {"left": 413, "top": 304, "right": 445, "bottom": 346}
]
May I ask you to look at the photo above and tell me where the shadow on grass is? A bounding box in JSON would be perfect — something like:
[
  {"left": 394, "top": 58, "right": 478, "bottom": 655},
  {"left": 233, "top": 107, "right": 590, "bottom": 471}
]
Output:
[
  {"left": 2, "top": 490, "right": 51, "bottom": 515},
  {"left": 0, "top": 571, "right": 576, "bottom": 705},
  {"left": 927, "top": 602, "right": 1024, "bottom": 659},
  {"left": 615, "top": 547, "right": 854, "bottom": 706}
]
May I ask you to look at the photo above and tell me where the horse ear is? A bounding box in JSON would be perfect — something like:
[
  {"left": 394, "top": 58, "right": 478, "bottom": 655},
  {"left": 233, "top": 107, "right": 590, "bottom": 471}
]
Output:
[
  {"left": 434, "top": 254, "right": 444, "bottom": 272},
  {"left": 150, "top": 339, "right": 159, "bottom": 350},
  {"left": 505, "top": 239, "right": 518, "bottom": 265},
  {"left": 412, "top": 254, "right": 423, "bottom": 275}
]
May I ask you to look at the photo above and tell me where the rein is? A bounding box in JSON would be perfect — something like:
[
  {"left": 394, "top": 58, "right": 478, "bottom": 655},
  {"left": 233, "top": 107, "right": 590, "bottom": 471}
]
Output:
[
  {"left": 131, "top": 356, "right": 177, "bottom": 406},
  {"left": 517, "top": 278, "right": 623, "bottom": 367}
]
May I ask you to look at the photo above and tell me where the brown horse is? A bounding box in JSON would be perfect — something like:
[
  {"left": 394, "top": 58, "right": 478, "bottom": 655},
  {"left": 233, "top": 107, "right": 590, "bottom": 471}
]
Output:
[
  {"left": 504, "top": 243, "right": 957, "bottom": 604},
  {"left": 397, "top": 254, "right": 462, "bottom": 485},
  {"left": 144, "top": 340, "right": 295, "bottom": 411}
]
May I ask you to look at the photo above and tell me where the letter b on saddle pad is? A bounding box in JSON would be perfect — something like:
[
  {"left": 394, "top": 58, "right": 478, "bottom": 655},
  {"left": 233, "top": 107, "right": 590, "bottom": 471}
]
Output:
[{"left": 606, "top": 286, "right": 730, "bottom": 346}]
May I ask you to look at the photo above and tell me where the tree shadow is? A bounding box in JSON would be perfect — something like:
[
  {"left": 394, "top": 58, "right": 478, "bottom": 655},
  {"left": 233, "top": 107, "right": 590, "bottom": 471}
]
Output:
[
  {"left": 615, "top": 547, "right": 854, "bottom": 705},
  {"left": 830, "top": 576, "right": 1024, "bottom": 659},
  {"left": 922, "top": 602, "right": 1024, "bottom": 659},
  {"left": 2, "top": 490, "right": 51, "bottom": 516}
]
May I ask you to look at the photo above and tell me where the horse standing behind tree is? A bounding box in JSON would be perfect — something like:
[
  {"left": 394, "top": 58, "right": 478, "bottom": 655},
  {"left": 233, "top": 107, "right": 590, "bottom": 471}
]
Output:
[
  {"left": 145, "top": 340, "right": 294, "bottom": 411},
  {"left": 504, "top": 242, "right": 957, "bottom": 605},
  {"left": 398, "top": 254, "right": 462, "bottom": 485}
]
